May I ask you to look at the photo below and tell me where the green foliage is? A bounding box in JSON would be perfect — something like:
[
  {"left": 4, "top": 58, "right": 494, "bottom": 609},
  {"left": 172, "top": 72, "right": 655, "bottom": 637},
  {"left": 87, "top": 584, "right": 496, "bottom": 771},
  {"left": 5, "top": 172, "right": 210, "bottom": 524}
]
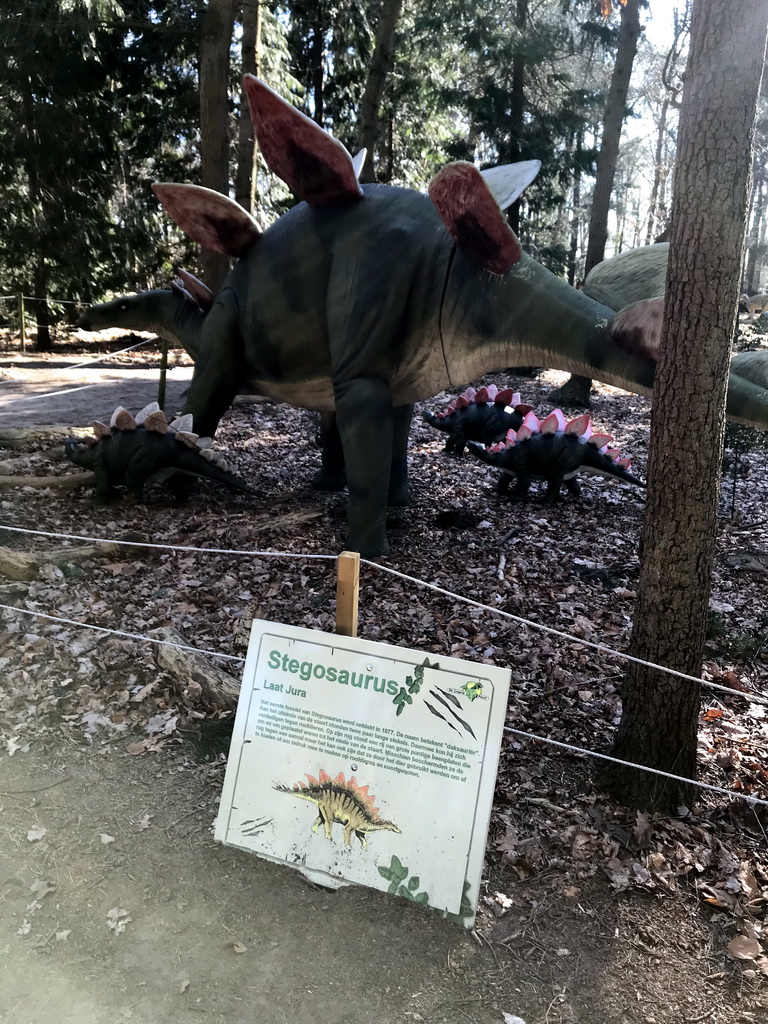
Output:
[
  {"left": 392, "top": 661, "right": 427, "bottom": 716},
  {"left": 377, "top": 855, "right": 430, "bottom": 906},
  {"left": 0, "top": 0, "right": 200, "bottom": 317}
]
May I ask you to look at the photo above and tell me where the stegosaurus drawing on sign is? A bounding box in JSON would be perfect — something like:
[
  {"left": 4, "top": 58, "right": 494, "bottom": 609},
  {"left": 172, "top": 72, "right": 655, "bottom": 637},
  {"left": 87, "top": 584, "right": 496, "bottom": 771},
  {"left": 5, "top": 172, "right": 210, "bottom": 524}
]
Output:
[{"left": 274, "top": 770, "right": 401, "bottom": 848}]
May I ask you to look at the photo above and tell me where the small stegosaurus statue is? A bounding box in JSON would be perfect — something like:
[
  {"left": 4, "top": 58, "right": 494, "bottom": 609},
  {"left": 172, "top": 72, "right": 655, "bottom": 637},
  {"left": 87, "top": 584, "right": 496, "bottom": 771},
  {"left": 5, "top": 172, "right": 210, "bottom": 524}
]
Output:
[{"left": 274, "top": 769, "right": 401, "bottom": 848}]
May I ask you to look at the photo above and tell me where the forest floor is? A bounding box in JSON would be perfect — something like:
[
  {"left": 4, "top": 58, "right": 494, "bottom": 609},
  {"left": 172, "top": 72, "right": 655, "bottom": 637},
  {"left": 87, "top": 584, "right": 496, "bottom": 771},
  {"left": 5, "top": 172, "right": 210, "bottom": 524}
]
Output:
[{"left": 1, "top": 327, "right": 768, "bottom": 1024}]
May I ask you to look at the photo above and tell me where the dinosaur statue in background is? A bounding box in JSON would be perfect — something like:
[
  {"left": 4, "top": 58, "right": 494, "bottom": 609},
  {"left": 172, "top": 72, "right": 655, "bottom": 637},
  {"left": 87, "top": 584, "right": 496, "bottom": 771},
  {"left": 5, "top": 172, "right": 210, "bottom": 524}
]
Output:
[
  {"left": 583, "top": 243, "right": 668, "bottom": 309},
  {"left": 466, "top": 408, "right": 644, "bottom": 502},
  {"left": 145, "top": 76, "right": 768, "bottom": 556}
]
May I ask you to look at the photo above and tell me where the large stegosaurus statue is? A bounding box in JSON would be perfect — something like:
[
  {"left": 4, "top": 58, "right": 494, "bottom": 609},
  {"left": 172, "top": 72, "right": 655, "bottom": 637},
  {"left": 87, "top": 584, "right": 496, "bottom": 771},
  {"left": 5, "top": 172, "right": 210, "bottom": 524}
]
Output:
[{"left": 86, "top": 75, "right": 768, "bottom": 556}]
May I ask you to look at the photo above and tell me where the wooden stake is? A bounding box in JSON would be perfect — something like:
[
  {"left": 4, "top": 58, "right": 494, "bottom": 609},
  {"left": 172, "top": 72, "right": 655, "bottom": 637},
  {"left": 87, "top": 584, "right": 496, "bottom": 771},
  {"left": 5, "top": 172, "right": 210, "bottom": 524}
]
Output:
[
  {"left": 336, "top": 550, "right": 360, "bottom": 637},
  {"left": 157, "top": 336, "right": 169, "bottom": 410},
  {"left": 17, "top": 293, "right": 25, "bottom": 352}
]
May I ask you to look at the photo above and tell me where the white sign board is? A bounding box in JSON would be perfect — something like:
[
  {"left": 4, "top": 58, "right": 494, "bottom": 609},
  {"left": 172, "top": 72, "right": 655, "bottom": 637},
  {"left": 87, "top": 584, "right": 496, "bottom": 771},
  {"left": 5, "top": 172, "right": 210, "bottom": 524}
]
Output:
[{"left": 215, "top": 621, "right": 511, "bottom": 925}]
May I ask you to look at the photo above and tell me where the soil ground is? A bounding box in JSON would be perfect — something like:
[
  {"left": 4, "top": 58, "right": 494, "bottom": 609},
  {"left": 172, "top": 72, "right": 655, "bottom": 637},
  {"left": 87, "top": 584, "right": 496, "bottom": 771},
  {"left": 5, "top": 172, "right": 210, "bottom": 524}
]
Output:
[{"left": 1, "top": 335, "right": 768, "bottom": 1024}]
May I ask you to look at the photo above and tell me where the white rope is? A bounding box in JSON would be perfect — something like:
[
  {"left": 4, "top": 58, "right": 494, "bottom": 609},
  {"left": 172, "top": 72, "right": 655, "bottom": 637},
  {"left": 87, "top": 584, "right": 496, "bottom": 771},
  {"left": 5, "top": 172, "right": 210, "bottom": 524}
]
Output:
[
  {"left": 0, "top": 527, "right": 765, "bottom": 806},
  {"left": 0, "top": 603, "right": 245, "bottom": 663},
  {"left": 1, "top": 524, "right": 765, "bottom": 708},
  {"left": 0, "top": 339, "right": 153, "bottom": 394},
  {"left": 3, "top": 384, "right": 101, "bottom": 403},
  {"left": 0, "top": 525, "right": 338, "bottom": 561},
  {"left": 47, "top": 337, "right": 154, "bottom": 371},
  {"left": 361, "top": 559, "right": 765, "bottom": 704},
  {"left": 504, "top": 726, "right": 768, "bottom": 809},
  {"left": 0, "top": 523, "right": 763, "bottom": 708},
  {"left": 0, "top": 599, "right": 764, "bottom": 809},
  {"left": 21, "top": 296, "right": 81, "bottom": 305}
]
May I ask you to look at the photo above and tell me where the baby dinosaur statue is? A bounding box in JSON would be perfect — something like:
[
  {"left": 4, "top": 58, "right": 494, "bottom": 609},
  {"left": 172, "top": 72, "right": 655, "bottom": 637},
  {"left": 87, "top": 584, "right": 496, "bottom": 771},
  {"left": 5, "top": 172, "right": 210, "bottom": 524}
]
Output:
[
  {"left": 64, "top": 403, "right": 255, "bottom": 504},
  {"left": 466, "top": 409, "right": 643, "bottom": 502},
  {"left": 146, "top": 76, "right": 768, "bottom": 557}
]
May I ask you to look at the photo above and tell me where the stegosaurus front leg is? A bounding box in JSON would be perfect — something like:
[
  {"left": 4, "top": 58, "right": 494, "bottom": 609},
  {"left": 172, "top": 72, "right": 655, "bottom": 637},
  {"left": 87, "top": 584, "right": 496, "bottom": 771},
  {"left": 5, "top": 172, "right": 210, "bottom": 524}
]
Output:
[{"left": 311, "top": 804, "right": 335, "bottom": 840}]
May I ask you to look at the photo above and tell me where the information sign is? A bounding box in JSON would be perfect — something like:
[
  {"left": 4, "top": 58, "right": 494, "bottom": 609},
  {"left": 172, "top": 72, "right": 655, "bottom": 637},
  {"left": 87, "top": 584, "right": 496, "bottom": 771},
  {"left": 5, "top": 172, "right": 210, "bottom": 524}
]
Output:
[{"left": 216, "top": 621, "right": 511, "bottom": 925}]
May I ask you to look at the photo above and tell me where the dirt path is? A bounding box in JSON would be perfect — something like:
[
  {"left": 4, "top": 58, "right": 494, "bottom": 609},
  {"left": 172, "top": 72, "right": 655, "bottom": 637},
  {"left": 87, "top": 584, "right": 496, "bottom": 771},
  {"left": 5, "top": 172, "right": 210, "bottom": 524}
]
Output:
[
  {"left": 0, "top": 363, "right": 194, "bottom": 431},
  {"left": 1, "top": 740, "right": 489, "bottom": 1024}
]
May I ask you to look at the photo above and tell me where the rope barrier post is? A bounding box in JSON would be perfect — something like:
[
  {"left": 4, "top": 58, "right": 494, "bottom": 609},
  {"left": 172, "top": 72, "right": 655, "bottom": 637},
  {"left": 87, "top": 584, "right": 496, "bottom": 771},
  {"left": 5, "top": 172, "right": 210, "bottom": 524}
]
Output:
[
  {"left": 335, "top": 550, "right": 360, "bottom": 637},
  {"left": 157, "top": 336, "right": 169, "bottom": 410},
  {"left": 17, "top": 293, "right": 25, "bottom": 352}
]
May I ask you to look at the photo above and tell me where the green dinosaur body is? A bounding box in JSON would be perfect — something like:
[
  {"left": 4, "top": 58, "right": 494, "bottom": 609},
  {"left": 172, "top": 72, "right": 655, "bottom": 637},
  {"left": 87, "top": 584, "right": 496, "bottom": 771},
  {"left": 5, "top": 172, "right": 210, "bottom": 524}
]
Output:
[
  {"left": 142, "top": 77, "right": 768, "bottom": 556},
  {"left": 77, "top": 289, "right": 206, "bottom": 360}
]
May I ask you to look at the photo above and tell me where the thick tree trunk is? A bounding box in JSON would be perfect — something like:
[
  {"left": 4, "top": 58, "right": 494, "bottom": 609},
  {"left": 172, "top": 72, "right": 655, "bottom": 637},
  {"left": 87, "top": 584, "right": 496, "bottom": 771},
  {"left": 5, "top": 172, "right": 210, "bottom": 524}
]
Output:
[
  {"left": 356, "top": 0, "right": 404, "bottom": 183},
  {"left": 552, "top": 0, "right": 642, "bottom": 409},
  {"left": 644, "top": 95, "right": 670, "bottom": 245},
  {"left": 601, "top": 0, "right": 768, "bottom": 812},
  {"left": 234, "top": 0, "right": 263, "bottom": 214},
  {"left": 199, "top": 0, "right": 238, "bottom": 291}
]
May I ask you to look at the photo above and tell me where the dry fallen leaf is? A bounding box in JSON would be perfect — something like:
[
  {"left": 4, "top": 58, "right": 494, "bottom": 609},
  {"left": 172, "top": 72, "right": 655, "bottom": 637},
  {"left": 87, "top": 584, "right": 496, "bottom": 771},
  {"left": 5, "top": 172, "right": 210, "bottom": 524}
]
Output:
[
  {"left": 727, "top": 934, "right": 763, "bottom": 961},
  {"left": 29, "top": 879, "right": 54, "bottom": 899},
  {"left": 106, "top": 907, "right": 131, "bottom": 935}
]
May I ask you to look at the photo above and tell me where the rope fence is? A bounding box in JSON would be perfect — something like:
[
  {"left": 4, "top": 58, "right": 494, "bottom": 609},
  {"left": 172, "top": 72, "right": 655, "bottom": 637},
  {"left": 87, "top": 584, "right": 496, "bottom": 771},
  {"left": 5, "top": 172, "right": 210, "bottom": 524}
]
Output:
[
  {"left": 0, "top": 337, "right": 156, "bottom": 403},
  {"left": 1, "top": 521, "right": 766, "bottom": 810}
]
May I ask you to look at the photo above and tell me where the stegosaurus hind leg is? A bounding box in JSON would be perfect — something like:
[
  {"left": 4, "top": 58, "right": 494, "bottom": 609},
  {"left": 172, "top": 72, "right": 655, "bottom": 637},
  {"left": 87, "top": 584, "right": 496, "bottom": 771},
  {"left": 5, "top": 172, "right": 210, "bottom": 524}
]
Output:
[{"left": 341, "top": 822, "right": 368, "bottom": 848}]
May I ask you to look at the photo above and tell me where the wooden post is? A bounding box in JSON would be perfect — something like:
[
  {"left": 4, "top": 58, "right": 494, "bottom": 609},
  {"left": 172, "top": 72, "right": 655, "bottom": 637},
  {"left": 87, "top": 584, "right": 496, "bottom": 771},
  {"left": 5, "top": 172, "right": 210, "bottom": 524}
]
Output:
[
  {"left": 17, "top": 293, "right": 25, "bottom": 353},
  {"left": 336, "top": 550, "right": 360, "bottom": 637},
  {"left": 157, "top": 336, "right": 169, "bottom": 410}
]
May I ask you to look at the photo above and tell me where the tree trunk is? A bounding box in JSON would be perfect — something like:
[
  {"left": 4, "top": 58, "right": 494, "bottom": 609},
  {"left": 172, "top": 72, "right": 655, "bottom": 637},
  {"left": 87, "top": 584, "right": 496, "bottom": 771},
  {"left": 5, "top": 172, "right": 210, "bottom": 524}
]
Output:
[
  {"left": 644, "top": 95, "right": 670, "bottom": 245},
  {"left": 744, "top": 157, "right": 766, "bottom": 293},
  {"left": 506, "top": 0, "right": 529, "bottom": 236},
  {"left": 199, "top": 0, "right": 238, "bottom": 291},
  {"left": 356, "top": 0, "right": 404, "bottom": 184},
  {"left": 310, "top": 13, "right": 325, "bottom": 127},
  {"left": 552, "top": 0, "right": 642, "bottom": 409},
  {"left": 600, "top": 0, "right": 768, "bottom": 812},
  {"left": 584, "top": 0, "right": 642, "bottom": 276},
  {"left": 234, "top": 0, "right": 263, "bottom": 214},
  {"left": 32, "top": 258, "right": 51, "bottom": 352},
  {"left": 567, "top": 132, "right": 583, "bottom": 286}
]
